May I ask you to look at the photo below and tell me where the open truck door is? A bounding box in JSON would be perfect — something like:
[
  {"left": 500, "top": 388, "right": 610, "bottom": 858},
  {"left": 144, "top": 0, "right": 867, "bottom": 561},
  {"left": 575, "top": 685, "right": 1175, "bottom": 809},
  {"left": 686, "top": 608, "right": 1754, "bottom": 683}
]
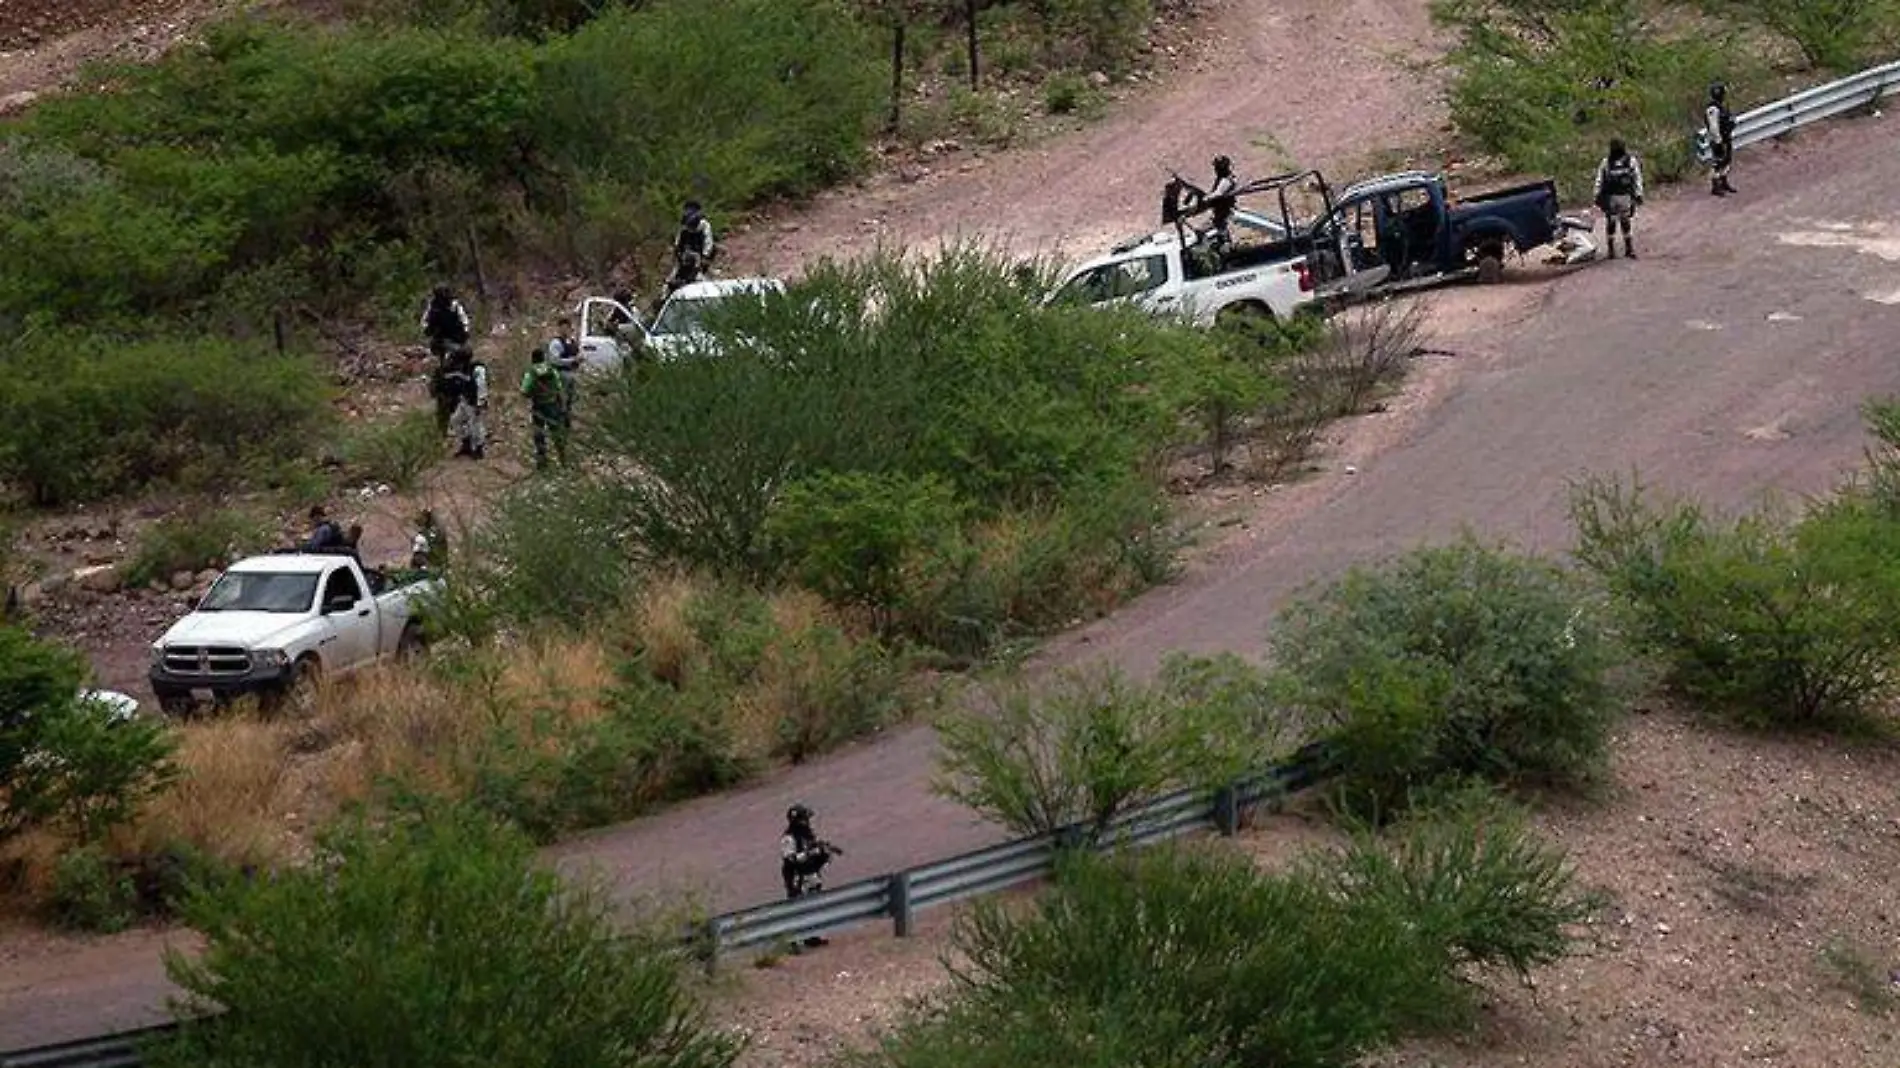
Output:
[{"left": 576, "top": 296, "right": 649, "bottom": 373}]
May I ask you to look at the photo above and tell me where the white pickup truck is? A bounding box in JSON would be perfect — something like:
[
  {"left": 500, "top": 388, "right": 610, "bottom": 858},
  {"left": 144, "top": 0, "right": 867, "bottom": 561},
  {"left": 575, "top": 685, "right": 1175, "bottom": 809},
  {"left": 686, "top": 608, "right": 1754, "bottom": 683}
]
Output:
[
  {"left": 1047, "top": 208, "right": 1317, "bottom": 327},
  {"left": 574, "top": 277, "right": 787, "bottom": 371},
  {"left": 147, "top": 553, "right": 440, "bottom": 715}
]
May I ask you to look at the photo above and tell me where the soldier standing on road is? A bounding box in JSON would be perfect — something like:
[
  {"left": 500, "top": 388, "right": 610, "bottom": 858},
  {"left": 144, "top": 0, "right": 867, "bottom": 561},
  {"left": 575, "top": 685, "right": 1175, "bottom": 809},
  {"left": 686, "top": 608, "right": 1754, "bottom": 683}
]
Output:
[
  {"left": 1592, "top": 138, "right": 1645, "bottom": 260},
  {"left": 1706, "top": 83, "right": 1737, "bottom": 197}
]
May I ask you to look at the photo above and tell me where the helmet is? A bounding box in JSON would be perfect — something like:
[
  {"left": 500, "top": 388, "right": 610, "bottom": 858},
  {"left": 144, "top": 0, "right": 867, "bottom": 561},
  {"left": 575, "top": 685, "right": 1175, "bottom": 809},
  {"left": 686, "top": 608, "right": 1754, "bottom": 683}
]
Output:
[
  {"left": 1709, "top": 82, "right": 1727, "bottom": 102},
  {"left": 433, "top": 284, "right": 452, "bottom": 302},
  {"left": 786, "top": 803, "right": 813, "bottom": 824},
  {"left": 1212, "top": 154, "right": 1233, "bottom": 175}
]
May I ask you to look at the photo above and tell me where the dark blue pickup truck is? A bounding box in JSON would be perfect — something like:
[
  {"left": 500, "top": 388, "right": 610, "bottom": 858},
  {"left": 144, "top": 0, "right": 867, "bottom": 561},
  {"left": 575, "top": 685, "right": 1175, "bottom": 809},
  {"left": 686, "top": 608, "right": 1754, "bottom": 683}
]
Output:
[{"left": 1306, "top": 170, "right": 1563, "bottom": 299}]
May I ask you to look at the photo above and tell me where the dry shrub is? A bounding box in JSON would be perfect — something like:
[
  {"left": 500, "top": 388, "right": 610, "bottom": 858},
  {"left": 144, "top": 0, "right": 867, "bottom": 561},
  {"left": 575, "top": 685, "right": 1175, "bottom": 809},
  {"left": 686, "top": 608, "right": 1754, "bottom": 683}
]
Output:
[
  {"left": 1247, "top": 301, "right": 1423, "bottom": 479},
  {"left": 124, "top": 716, "right": 297, "bottom": 869},
  {"left": 627, "top": 574, "right": 702, "bottom": 687},
  {"left": 314, "top": 639, "right": 617, "bottom": 805}
]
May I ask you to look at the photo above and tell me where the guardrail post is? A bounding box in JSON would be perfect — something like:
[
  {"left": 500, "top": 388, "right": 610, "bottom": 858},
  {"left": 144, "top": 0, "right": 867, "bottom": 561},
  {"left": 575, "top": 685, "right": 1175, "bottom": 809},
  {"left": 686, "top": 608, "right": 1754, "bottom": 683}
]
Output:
[
  {"left": 891, "top": 871, "right": 915, "bottom": 938},
  {"left": 1213, "top": 784, "right": 1240, "bottom": 836},
  {"left": 701, "top": 917, "right": 723, "bottom": 976}
]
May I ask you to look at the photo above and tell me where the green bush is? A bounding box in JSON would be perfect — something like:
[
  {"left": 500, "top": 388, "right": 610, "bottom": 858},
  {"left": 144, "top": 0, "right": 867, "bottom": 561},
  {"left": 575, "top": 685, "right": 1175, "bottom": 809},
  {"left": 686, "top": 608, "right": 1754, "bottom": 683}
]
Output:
[
  {"left": 1314, "top": 784, "right": 1599, "bottom": 983},
  {"left": 764, "top": 471, "right": 967, "bottom": 621},
  {"left": 466, "top": 674, "right": 749, "bottom": 843},
  {"left": 50, "top": 845, "right": 140, "bottom": 933},
  {"left": 446, "top": 477, "right": 637, "bottom": 636},
  {"left": 1272, "top": 538, "right": 1623, "bottom": 816},
  {"left": 1707, "top": 0, "right": 1900, "bottom": 70},
  {"left": 584, "top": 249, "right": 1223, "bottom": 653},
  {"left": 1571, "top": 475, "right": 1900, "bottom": 728},
  {"left": 124, "top": 511, "right": 269, "bottom": 590},
  {"left": 345, "top": 409, "right": 445, "bottom": 493},
  {"left": 539, "top": 0, "right": 883, "bottom": 219},
  {"left": 1431, "top": 0, "right": 1762, "bottom": 194},
  {"left": 13, "top": 695, "right": 178, "bottom": 844},
  {"left": 862, "top": 802, "right": 1590, "bottom": 1068},
  {"left": 458, "top": 582, "right": 908, "bottom": 840},
  {"left": 1041, "top": 72, "right": 1092, "bottom": 115},
  {"left": 158, "top": 807, "right": 741, "bottom": 1068},
  {"left": 0, "top": 335, "right": 328, "bottom": 506},
  {"left": 3, "top": 629, "right": 175, "bottom": 850},
  {"left": 933, "top": 661, "right": 1282, "bottom": 842},
  {"left": 2, "top": 0, "right": 883, "bottom": 328}
]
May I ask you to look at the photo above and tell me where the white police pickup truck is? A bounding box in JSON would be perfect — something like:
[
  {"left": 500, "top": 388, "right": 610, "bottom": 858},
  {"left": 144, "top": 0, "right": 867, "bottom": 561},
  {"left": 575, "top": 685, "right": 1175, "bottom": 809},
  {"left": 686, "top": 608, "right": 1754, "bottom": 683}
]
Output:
[
  {"left": 148, "top": 553, "right": 439, "bottom": 715},
  {"left": 1047, "top": 208, "right": 1318, "bottom": 327}
]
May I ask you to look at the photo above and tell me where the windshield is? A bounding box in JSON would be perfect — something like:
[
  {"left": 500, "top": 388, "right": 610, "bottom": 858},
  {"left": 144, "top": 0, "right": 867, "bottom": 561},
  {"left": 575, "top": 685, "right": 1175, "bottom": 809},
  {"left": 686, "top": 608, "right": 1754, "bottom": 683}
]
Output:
[
  {"left": 651, "top": 296, "right": 722, "bottom": 337},
  {"left": 199, "top": 572, "right": 319, "bottom": 614},
  {"left": 1053, "top": 254, "right": 1169, "bottom": 306}
]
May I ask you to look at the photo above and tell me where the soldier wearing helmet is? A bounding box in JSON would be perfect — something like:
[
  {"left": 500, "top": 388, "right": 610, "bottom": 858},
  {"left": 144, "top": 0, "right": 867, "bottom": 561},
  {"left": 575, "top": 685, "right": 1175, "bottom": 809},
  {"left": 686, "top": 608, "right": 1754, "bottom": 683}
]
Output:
[
  {"left": 1705, "top": 83, "right": 1737, "bottom": 197},
  {"left": 780, "top": 803, "right": 842, "bottom": 948},
  {"left": 780, "top": 803, "right": 842, "bottom": 900}
]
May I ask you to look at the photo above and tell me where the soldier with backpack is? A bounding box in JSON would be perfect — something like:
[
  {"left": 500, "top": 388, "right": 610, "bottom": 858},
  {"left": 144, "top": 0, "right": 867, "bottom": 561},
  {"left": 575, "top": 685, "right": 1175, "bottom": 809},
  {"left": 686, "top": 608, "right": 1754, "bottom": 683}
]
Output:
[
  {"left": 422, "top": 286, "right": 473, "bottom": 434},
  {"left": 520, "top": 349, "right": 569, "bottom": 470},
  {"left": 1592, "top": 138, "right": 1645, "bottom": 260},
  {"left": 1705, "top": 83, "right": 1737, "bottom": 197}
]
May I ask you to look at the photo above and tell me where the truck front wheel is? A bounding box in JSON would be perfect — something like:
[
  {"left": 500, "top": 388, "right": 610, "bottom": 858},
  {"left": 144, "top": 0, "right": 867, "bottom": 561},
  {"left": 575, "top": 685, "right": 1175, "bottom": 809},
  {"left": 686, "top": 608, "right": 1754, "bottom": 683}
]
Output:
[{"left": 267, "top": 656, "right": 323, "bottom": 717}]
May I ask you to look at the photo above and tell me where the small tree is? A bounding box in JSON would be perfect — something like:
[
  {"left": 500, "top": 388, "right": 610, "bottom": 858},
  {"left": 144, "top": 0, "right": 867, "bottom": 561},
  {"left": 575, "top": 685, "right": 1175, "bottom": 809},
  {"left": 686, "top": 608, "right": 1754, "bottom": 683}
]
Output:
[
  {"left": 160, "top": 805, "right": 741, "bottom": 1068},
  {"left": 933, "top": 662, "right": 1272, "bottom": 843},
  {"left": 0, "top": 627, "right": 175, "bottom": 849}
]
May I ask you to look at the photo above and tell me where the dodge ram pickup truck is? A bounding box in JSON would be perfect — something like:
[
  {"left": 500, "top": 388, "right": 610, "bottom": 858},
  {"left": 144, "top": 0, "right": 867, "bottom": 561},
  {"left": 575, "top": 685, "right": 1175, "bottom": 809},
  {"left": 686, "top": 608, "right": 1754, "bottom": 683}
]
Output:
[{"left": 148, "top": 553, "right": 439, "bottom": 715}]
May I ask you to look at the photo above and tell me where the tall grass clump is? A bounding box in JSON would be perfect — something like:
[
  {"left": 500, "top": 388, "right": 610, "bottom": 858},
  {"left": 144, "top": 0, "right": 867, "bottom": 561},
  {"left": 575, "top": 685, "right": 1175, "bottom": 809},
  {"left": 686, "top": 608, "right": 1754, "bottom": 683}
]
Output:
[{"left": 157, "top": 806, "right": 741, "bottom": 1068}]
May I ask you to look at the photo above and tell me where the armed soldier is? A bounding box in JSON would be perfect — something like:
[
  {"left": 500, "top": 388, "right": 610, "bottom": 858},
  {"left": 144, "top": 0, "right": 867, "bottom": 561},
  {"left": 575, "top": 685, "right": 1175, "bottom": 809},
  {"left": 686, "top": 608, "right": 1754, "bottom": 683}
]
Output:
[
  {"left": 1592, "top": 138, "right": 1645, "bottom": 260},
  {"left": 779, "top": 803, "right": 843, "bottom": 947}
]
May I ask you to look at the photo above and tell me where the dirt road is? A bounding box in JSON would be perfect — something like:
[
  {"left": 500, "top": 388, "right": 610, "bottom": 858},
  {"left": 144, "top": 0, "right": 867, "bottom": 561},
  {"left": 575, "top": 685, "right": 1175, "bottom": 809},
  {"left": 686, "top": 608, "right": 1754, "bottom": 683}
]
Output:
[
  {"left": 8, "top": 111, "right": 1897, "bottom": 1052},
  {"left": 725, "top": 0, "right": 1451, "bottom": 275}
]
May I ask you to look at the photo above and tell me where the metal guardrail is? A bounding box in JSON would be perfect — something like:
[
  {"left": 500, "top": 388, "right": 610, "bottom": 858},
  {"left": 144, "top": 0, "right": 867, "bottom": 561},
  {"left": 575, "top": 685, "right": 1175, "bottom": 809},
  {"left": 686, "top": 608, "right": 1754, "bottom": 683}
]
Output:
[
  {"left": 695, "top": 737, "right": 1339, "bottom": 966},
  {"left": 1732, "top": 59, "right": 1900, "bottom": 150},
  {"left": 0, "top": 1024, "right": 179, "bottom": 1068}
]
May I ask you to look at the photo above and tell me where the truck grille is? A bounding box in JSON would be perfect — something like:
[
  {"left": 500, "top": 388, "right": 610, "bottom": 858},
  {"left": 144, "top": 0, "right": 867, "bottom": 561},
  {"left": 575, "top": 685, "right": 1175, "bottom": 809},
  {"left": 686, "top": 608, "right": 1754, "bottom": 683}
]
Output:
[{"left": 162, "top": 645, "right": 251, "bottom": 677}]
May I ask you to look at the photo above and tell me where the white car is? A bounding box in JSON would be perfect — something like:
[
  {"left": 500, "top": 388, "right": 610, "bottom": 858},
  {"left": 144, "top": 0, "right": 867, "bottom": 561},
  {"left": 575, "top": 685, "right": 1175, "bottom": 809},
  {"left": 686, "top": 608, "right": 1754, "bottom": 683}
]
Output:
[
  {"left": 1048, "top": 208, "right": 1316, "bottom": 327},
  {"left": 148, "top": 554, "right": 439, "bottom": 715},
  {"left": 573, "top": 277, "right": 786, "bottom": 370}
]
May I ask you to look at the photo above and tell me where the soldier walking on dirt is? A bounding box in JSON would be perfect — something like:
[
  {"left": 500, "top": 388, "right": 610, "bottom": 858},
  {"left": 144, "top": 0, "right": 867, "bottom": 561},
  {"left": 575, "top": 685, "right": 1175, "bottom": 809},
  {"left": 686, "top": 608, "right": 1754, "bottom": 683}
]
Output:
[
  {"left": 1705, "top": 83, "right": 1737, "bottom": 197},
  {"left": 442, "top": 346, "right": 488, "bottom": 460},
  {"left": 422, "top": 285, "right": 473, "bottom": 434},
  {"left": 1592, "top": 138, "right": 1645, "bottom": 260}
]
